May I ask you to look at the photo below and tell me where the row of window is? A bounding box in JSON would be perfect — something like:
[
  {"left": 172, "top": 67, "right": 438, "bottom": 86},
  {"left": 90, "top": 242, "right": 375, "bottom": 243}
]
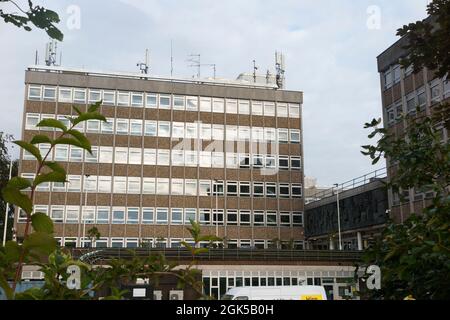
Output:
[
  {"left": 22, "top": 173, "right": 303, "bottom": 198},
  {"left": 386, "top": 79, "right": 450, "bottom": 126},
  {"left": 55, "top": 237, "right": 305, "bottom": 250},
  {"left": 27, "top": 85, "right": 301, "bottom": 118},
  {"left": 25, "top": 113, "right": 301, "bottom": 143},
  {"left": 20, "top": 205, "right": 304, "bottom": 227},
  {"left": 24, "top": 144, "right": 302, "bottom": 170}
]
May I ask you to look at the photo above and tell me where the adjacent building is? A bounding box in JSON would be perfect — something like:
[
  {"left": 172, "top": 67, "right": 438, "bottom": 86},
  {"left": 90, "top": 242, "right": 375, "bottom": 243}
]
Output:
[{"left": 377, "top": 30, "right": 450, "bottom": 223}]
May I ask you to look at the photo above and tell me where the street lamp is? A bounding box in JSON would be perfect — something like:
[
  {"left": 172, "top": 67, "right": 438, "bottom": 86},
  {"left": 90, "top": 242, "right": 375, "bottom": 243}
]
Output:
[
  {"left": 2, "top": 145, "right": 14, "bottom": 246},
  {"left": 334, "top": 183, "right": 343, "bottom": 251}
]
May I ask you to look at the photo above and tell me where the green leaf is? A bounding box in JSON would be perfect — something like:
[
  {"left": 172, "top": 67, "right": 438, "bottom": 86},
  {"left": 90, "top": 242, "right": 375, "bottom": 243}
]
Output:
[
  {"left": 52, "top": 137, "right": 84, "bottom": 149},
  {"left": 66, "top": 129, "right": 92, "bottom": 153},
  {"left": 88, "top": 101, "right": 102, "bottom": 113},
  {"left": 72, "top": 106, "right": 83, "bottom": 115},
  {"left": 1, "top": 185, "right": 33, "bottom": 214},
  {"left": 14, "top": 140, "right": 42, "bottom": 162},
  {"left": 31, "top": 212, "right": 54, "bottom": 234},
  {"left": 0, "top": 275, "right": 14, "bottom": 300},
  {"left": 30, "top": 134, "right": 53, "bottom": 145},
  {"left": 23, "top": 232, "right": 57, "bottom": 255},
  {"left": 72, "top": 112, "right": 107, "bottom": 126},
  {"left": 36, "top": 118, "right": 67, "bottom": 132},
  {"left": 33, "top": 171, "right": 66, "bottom": 187},
  {"left": 8, "top": 177, "right": 32, "bottom": 190},
  {"left": 4, "top": 241, "right": 21, "bottom": 262}
]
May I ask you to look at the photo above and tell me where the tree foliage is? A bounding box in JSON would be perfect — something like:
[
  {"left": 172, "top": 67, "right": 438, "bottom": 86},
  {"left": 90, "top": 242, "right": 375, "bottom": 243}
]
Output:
[{"left": 0, "top": 0, "right": 63, "bottom": 40}]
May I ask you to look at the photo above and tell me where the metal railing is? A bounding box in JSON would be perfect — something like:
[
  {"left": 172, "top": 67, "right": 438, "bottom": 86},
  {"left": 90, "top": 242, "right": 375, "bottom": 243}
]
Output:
[
  {"left": 307, "top": 168, "right": 387, "bottom": 204},
  {"left": 72, "top": 247, "right": 363, "bottom": 264}
]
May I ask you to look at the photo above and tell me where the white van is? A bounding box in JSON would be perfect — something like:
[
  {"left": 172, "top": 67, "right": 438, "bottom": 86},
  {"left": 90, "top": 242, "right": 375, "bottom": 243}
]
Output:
[{"left": 222, "top": 286, "right": 327, "bottom": 300}]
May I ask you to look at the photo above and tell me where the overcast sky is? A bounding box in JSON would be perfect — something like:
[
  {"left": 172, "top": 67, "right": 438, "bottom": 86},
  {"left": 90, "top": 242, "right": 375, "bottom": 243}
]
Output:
[{"left": 0, "top": 0, "right": 429, "bottom": 186}]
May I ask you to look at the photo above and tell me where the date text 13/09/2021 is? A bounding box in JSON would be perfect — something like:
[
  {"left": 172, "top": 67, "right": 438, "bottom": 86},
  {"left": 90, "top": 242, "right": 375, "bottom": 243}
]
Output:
[{"left": 176, "top": 305, "right": 275, "bottom": 317}]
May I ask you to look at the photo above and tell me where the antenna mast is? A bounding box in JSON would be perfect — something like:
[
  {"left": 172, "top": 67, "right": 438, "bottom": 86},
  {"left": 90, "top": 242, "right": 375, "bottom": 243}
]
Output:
[
  {"left": 137, "top": 49, "right": 150, "bottom": 74},
  {"left": 45, "top": 40, "right": 59, "bottom": 66},
  {"left": 275, "top": 51, "right": 286, "bottom": 89},
  {"left": 252, "top": 60, "right": 258, "bottom": 83},
  {"left": 170, "top": 40, "right": 174, "bottom": 77},
  {"left": 187, "top": 54, "right": 201, "bottom": 78}
]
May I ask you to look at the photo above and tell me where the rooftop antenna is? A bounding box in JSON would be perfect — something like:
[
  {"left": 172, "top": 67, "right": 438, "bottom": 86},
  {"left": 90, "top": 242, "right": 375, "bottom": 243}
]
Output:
[
  {"left": 34, "top": 50, "right": 39, "bottom": 65},
  {"left": 45, "top": 40, "right": 58, "bottom": 66},
  {"left": 252, "top": 60, "right": 258, "bottom": 83},
  {"left": 187, "top": 54, "right": 201, "bottom": 78},
  {"left": 275, "top": 51, "right": 286, "bottom": 89},
  {"left": 266, "top": 69, "right": 271, "bottom": 84},
  {"left": 137, "top": 49, "right": 150, "bottom": 74},
  {"left": 203, "top": 63, "right": 216, "bottom": 79}
]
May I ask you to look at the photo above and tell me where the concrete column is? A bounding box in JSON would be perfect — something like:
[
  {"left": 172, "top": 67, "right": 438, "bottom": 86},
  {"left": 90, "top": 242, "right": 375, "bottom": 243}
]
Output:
[
  {"left": 329, "top": 238, "right": 335, "bottom": 250},
  {"left": 357, "top": 232, "right": 363, "bottom": 251}
]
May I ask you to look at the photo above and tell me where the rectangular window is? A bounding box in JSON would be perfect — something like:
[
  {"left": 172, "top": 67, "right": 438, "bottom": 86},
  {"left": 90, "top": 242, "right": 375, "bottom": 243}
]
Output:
[
  {"left": 116, "top": 119, "right": 129, "bottom": 135},
  {"left": 226, "top": 99, "right": 238, "bottom": 114},
  {"left": 251, "top": 127, "right": 264, "bottom": 142},
  {"left": 115, "top": 147, "right": 128, "bottom": 164},
  {"left": 239, "top": 182, "right": 250, "bottom": 197},
  {"left": 279, "top": 184, "right": 290, "bottom": 198},
  {"left": 290, "top": 156, "right": 301, "bottom": 170},
  {"left": 212, "top": 98, "right": 224, "bottom": 113},
  {"left": 112, "top": 207, "right": 125, "bottom": 224},
  {"left": 252, "top": 154, "right": 264, "bottom": 168},
  {"left": 127, "top": 177, "right": 141, "bottom": 194},
  {"left": 117, "top": 92, "right": 130, "bottom": 106},
  {"left": 226, "top": 181, "right": 238, "bottom": 196},
  {"left": 384, "top": 70, "right": 392, "bottom": 89},
  {"left": 199, "top": 151, "right": 212, "bottom": 168},
  {"left": 239, "top": 210, "right": 251, "bottom": 226},
  {"left": 253, "top": 182, "right": 264, "bottom": 197},
  {"left": 277, "top": 103, "right": 288, "bottom": 117},
  {"left": 143, "top": 149, "right": 156, "bottom": 165},
  {"left": 52, "top": 180, "right": 66, "bottom": 192},
  {"left": 142, "top": 208, "right": 154, "bottom": 224},
  {"left": 238, "top": 100, "right": 250, "bottom": 115},
  {"left": 199, "top": 180, "right": 212, "bottom": 196},
  {"left": 50, "top": 206, "right": 64, "bottom": 223},
  {"left": 278, "top": 156, "right": 289, "bottom": 170},
  {"left": 184, "top": 208, "right": 196, "bottom": 224},
  {"left": 278, "top": 129, "right": 289, "bottom": 143},
  {"left": 211, "top": 152, "right": 224, "bottom": 168},
  {"left": 156, "top": 178, "right": 170, "bottom": 195},
  {"left": 227, "top": 210, "right": 238, "bottom": 226},
  {"left": 159, "top": 95, "right": 171, "bottom": 109},
  {"left": 265, "top": 183, "right": 277, "bottom": 198},
  {"left": 65, "top": 206, "right": 79, "bottom": 224},
  {"left": 172, "top": 122, "right": 185, "bottom": 138},
  {"left": 101, "top": 118, "right": 114, "bottom": 134},
  {"left": 130, "top": 120, "right": 143, "bottom": 136},
  {"left": 173, "top": 96, "right": 185, "bottom": 110},
  {"left": 98, "top": 176, "right": 112, "bottom": 193},
  {"left": 156, "top": 208, "right": 168, "bottom": 224},
  {"left": 111, "top": 238, "right": 124, "bottom": 248},
  {"left": 265, "top": 155, "right": 276, "bottom": 169},
  {"left": 102, "top": 91, "right": 115, "bottom": 105},
  {"left": 126, "top": 238, "right": 139, "bottom": 248},
  {"left": 131, "top": 93, "right": 144, "bottom": 107},
  {"left": 171, "top": 150, "right": 184, "bottom": 166},
  {"left": 99, "top": 146, "right": 113, "bottom": 163},
  {"left": 431, "top": 81, "right": 441, "bottom": 103},
  {"left": 26, "top": 113, "right": 40, "bottom": 130},
  {"left": 83, "top": 175, "right": 97, "bottom": 192},
  {"left": 200, "top": 97, "right": 212, "bottom": 112},
  {"left": 212, "top": 124, "right": 224, "bottom": 140},
  {"left": 43, "top": 86, "right": 56, "bottom": 101},
  {"left": 28, "top": 85, "right": 42, "bottom": 100},
  {"left": 185, "top": 180, "right": 197, "bottom": 196},
  {"left": 40, "top": 114, "right": 56, "bottom": 131},
  {"left": 290, "top": 130, "right": 301, "bottom": 143},
  {"left": 142, "top": 177, "right": 156, "bottom": 194},
  {"left": 253, "top": 211, "right": 265, "bottom": 226},
  {"left": 280, "top": 212, "right": 291, "bottom": 227},
  {"left": 129, "top": 148, "right": 142, "bottom": 165},
  {"left": 39, "top": 144, "right": 51, "bottom": 160},
  {"left": 291, "top": 184, "right": 302, "bottom": 198},
  {"left": 113, "top": 177, "right": 127, "bottom": 193},
  {"left": 185, "top": 150, "right": 198, "bottom": 167},
  {"left": 226, "top": 153, "right": 238, "bottom": 168},
  {"left": 157, "top": 149, "right": 170, "bottom": 166},
  {"left": 199, "top": 209, "right": 211, "bottom": 225},
  {"left": 266, "top": 211, "right": 277, "bottom": 226},
  {"left": 146, "top": 93, "right": 157, "bottom": 108},
  {"left": 67, "top": 175, "right": 81, "bottom": 192},
  {"left": 239, "top": 154, "right": 250, "bottom": 168},
  {"left": 69, "top": 146, "right": 83, "bottom": 162},
  {"left": 86, "top": 120, "right": 100, "bottom": 133},
  {"left": 185, "top": 123, "right": 198, "bottom": 139},
  {"left": 393, "top": 65, "right": 401, "bottom": 84},
  {"left": 212, "top": 181, "right": 224, "bottom": 196},
  {"left": 289, "top": 104, "right": 300, "bottom": 118},
  {"left": 226, "top": 125, "right": 238, "bottom": 141},
  {"left": 238, "top": 126, "right": 251, "bottom": 141},
  {"left": 74, "top": 89, "right": 87, "bottom": 103},
  {"left": 127, "top": 207, "right": 139, "bottom": 224},
  {"left": 158, "top": 121, "right": 171, "bottom": 137},
  {"left": 144, "top": 120, "right": 157, "bottom": 136},
  {"left": 212, "top": 210, "right": 224, "bottom": 225},
  {"left": 55, "top": 145, "right": 69, "bottom": 161},
  {"left": 200, "top": 124, "right": 212, "bottom": 140},
  {"left": 406, "top": 94, "right": 416, "bottom": 114},
  {"left": 292, "top": 212, "right": 303, "bottom": 226},
  {"left": 171, "top": 208, "right": 183, "bottom": 225},
  {"left": 85, "top": 146, "right": 98, "bottom": 163},
  {"left": 88, "top": 90, "right": 101, "bottom": 103},
  {"left": 252, "top": 101, "right": 263, "bottom": 116},
  {"left": 58, "top": 87, "right": 72, "bottom": 103},
  {"left": 82, "top": 206, "right": 95, "bottom": 224},
  {"left": 264, "top": 102, "right": 276, "bottom": 117},
  {"left": 186, "top": 96, "right": 198, "bottom": 111},
  {"left": 171, "top": 179, "right": 184, "bottom": 195}
]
